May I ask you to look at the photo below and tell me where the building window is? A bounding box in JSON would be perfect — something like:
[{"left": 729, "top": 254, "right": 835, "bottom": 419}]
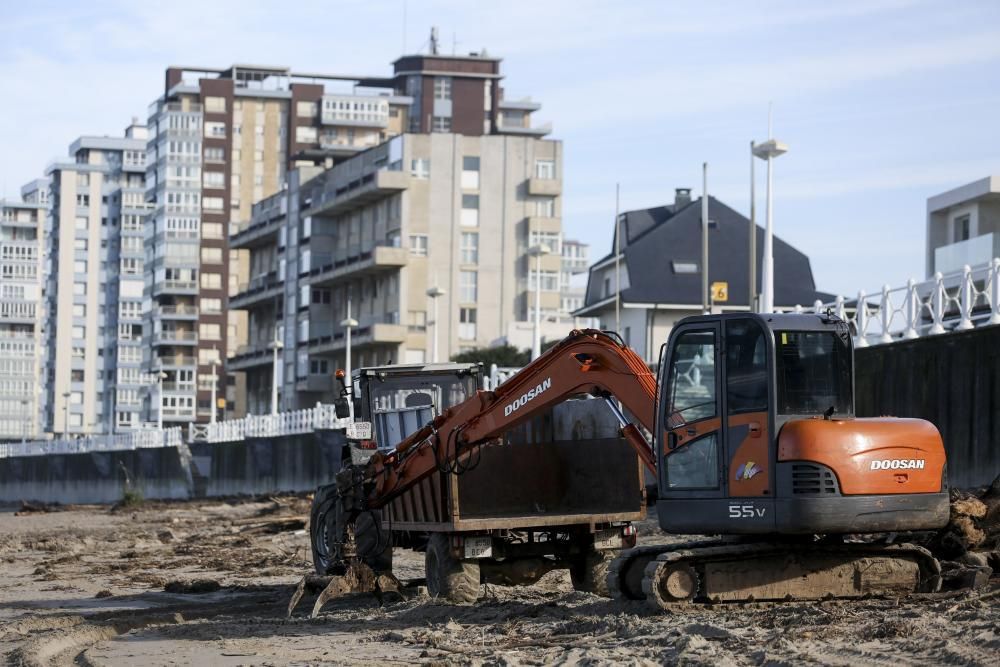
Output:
[
  {"left": 461, "top": 194, "right": 479, "bottom": 227},
  {"left": 529, "top": 230, "right": 561, "bottom": 254},
  {"left": 202, "top": 222, "right": 223, "bottom": 240},
  {"left": 535, "top": 159, "right": 556, "bottom": 179},
  {"left": 407, "top": 310, "right": 426, "bottom": 332},
  {"left": 198, "top": 348, "right": 221, "bottom": 365},
  {"left": 72, "top": 304, "right": 86, "bottom": 318},
  {"left": 73, "top": 282, "right": 87, "bottom": 296},
  {"left": 74, "top": 238, "right": 88, "bottom": 251},
  {"left": 410, "top": 158, "right": 430, "bottom": 179},
  {"left": 459, "top": 270, "right": 478, "bottom": 302},
  {"left": 953, "top": 214, "right": 971, "bottom": 243},
  {"left": 200, "top": 297, "right": 221, "bottom": 313},
  {"left": 409, "top": 234, "right": 428, "bottom": 257},
  {"left": 459, "top": 307, "right": 477, "bottom": 340},
  {"left": 200, "top": 272, "right": 222, "bottom": 290},
  {"left": 529, "top": 270, "right": 560, "bottom": 292},
  {"left": 204, "top": 96, "right": 226, "bottom": 113},
  {"left": 535, "top": 197, "right": 556, "bottom": 218},
  {"left": 433, "top": 76, "right": 452, "bottom": 100},
  {"left": 297, "top": 101, "right": 318, "bottom": 118},
  {"left": 73, "top": 260, "right": 87, "bottom": 274},
  {"left": 204, "top": 147, "right": 224, "bottom": 163},
  {"left": 71, "top": 325, "right": 85, "bottom": 339},
  {"left": 199, "top": 323, "right": 221, "bottom": 340},
  {"left": 75, "top": 216, "right": 88, "bottom": 230},
  {"left": 204, "top": 121, "right": 226, "bottom": 138},
  {"left": 460, "top": 232, "right": 478, "bottom": 264},
  {"left": 203, "top": 196, "right": 224, "bottom": 211},
  {"left": 432, "top": 116, "right": 451, "bottom": 132},
  {"left": 461, "top": 155, "right": 480, "bottom": 189},
  {"left": 295, "top": 126, "right": 318, "bottom": 144},
  {"left": 201, "top": 247, "right": 223, "bottom": 264},
  {"left": 203, "top": 171, "right": 225, "bottom": 189}
]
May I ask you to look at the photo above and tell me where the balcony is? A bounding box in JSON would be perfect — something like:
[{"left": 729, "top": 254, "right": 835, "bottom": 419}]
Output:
[
  {"left": 156, "top": 354, "right": 198, "bottom": 369},
  {"left": 934, "top": 233, "right": 1000, "bottom": 275},
  {"left": 308, "top": 244, "right": 408, "bottom": 287},
  {"left": 498, "top": 96, "right": 542, "bottom": 112},
  {"left": 497, "top": 120, "right": 552, "bottom": 137},
  {"left": 306, "top": 315, "right": 406, "bottom": 355},
  {"left": 230, "top": 202, "right": 286, "bottom": 249},
  {"left": 157, "top": 304, "right": 199, "bottom": 320},
  {"left": 227, "top": 343, "right": 273, "bottom": 371},
  {"left": 161, "top": 381, "right": 196, "bottom": 393},
  {"left": 308, "top": 169, "right": 408, "bottom": 217},
  {"left": 527, "top": 177, "right": 561, "bottom": 197},
  {"left": 160, "top": 406, "right": 197, "bottom": 422},
  {"left": 154, "top": 279, "right": 199, "bottom": 296},
  {"left": 230, "top": 270, "right": 283, "bottom": 310},
  {"left": 153, "top": 331, "right": 198, "bottom": 346},
  {"left": 321, "top": 95, "right": 389, "bottom": 128},
  {"left": 0, "top": 302, "right": 36, "bottom": 323}
]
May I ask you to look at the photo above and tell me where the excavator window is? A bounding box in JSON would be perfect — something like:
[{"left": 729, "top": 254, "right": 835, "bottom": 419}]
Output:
[
  {"left": 665, "top": 330, "right": 717, "bottom": 426},
  {"left": 725, "top": 319, "right": 768, "bottom": 414},
  {"left": 774, "top": 330, "right": 853, "bottom": 416}
]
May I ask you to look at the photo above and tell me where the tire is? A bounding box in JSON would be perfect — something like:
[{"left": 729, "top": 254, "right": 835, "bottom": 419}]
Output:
[
  {"left": 570, "top": 549, "right": 617, "bottom": 597},
  {"left": 425, "top": 533, "right": 480, "bottom": 604},
  {"left": 356, "top": 510, "right": 393, "bottom": 574},
  {"left": 310, "top": 485, "right": 338, "bottom": 575}
]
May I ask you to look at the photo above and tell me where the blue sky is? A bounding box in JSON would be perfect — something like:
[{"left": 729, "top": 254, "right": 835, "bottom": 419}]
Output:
[{"left": 3, "top": 0, "right": 998, "bottom": 297}]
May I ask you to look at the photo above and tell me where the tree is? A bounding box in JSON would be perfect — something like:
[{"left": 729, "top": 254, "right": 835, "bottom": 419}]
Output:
[{"left": 451, "top": 344, "right": 529, "bottom": 368}]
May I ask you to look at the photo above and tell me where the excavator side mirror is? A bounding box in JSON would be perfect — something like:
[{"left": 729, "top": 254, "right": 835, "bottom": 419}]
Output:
[{"left": 334, "top": 397, "right": 351, "bottom": 419}]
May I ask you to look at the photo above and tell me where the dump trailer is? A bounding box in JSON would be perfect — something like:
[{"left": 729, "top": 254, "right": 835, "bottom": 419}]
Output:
[
  {"left": 308, "top": 362, "right": 644, "bottom": 603},
  {"left": 307, "top": 316, "right": 950, "bottom": 609}
]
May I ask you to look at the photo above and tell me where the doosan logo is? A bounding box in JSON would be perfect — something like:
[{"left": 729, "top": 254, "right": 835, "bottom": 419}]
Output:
[
  {"left": 870, "top": 459, "right": 926, "bottom": 471},
  {"left": 504, "top": 378, "right": 553, "bottom": 417}
]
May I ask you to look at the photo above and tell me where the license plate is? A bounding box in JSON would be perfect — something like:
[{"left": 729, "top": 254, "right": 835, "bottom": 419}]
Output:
[
  {"left": 594, "top": 528, "right": 622, "bottom": 550},
  {"left": 345, "top": 421, "right": 372, "bottom": 440},
  {"left": 464, "top": 536, "right": 493, "bottom": 559}
]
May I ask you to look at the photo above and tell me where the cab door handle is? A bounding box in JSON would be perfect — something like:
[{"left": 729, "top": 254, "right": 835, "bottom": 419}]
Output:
[{"left": 749, "top": 422, "right": 761, "bottom": 438}]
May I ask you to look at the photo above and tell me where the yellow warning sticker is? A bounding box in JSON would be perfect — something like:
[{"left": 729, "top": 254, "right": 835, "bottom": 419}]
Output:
[{"left": 781, "top": 332, "right": 787, "bottom": 345}]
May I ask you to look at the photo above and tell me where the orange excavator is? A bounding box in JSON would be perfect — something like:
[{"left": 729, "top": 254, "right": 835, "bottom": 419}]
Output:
[{"left": 323, "top": 313, "right": 949, "bottom": 607}]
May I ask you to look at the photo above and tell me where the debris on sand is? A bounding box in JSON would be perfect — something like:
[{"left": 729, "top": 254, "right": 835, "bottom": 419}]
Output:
[
  {"left": 95, "top": 590, "right": 113, "bottom": 598},
  {"left": 164, "top": 579, "right": 222, "bottom": 595},
  {"left": 924, "top": 475, "right": 1000, "bottom": 589},
  {"left": 14, "top": 501, "right": 65, "bottom": 516}
]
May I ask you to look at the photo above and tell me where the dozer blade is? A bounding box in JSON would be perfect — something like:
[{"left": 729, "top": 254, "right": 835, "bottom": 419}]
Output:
[
  {"left": 287, "top": 564, "right": 403, "bottom": 618},
  {"left": 640, "top": 542, "right": 941, "bottom": 609}
]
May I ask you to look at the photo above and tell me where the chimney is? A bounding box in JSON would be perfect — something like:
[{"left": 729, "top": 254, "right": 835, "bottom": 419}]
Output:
[{"left": 674, "top": 188, "right": 692, "bottom": 209}]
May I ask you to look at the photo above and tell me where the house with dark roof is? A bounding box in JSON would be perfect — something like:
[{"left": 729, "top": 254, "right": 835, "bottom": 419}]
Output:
[{"left": 573, "top": 189, "right": 832, "bottom": 361}]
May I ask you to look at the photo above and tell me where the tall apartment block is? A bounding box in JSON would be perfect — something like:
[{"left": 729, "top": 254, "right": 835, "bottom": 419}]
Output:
[
  {"left": 143, "top": 65, "right": 412, "bottom": 426},
  {"left": 0, "top": 180, "right": 47, "bottom": 441},
  {"left": 227, "top": 50, "right": 565, "bottom": 413},
  {"left": 43, "top": 124, "right": 148, "bottom": 436}
]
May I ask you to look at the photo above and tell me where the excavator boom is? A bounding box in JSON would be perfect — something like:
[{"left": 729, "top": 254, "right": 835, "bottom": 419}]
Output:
[{"left": 365, "top": 329, "right": 657, "bottom": 506}]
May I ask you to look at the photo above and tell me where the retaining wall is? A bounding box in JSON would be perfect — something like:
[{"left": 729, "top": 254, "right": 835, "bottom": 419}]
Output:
[{"left": 855, "top": 324, "right": 1000, "bottom": 489}]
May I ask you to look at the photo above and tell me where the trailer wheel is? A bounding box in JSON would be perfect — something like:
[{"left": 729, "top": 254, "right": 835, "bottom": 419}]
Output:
[
  {"left": 310, "top": 485, "right": 339, "bottom": 575},
  {"left": 425, "top": 533, "right": 480, "bottom": 604},
  {"left": 570, "top": 549, "right": 616, "bottom": 597},
  {"left": 356, "top": 510, "right": 393, "bottom": 574}
]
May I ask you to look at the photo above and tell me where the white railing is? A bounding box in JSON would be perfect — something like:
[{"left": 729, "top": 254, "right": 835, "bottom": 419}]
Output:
[
  {"left": 0, "top": 428, "right": 183, "bottom": 459},
  {"left": 485, "top": 365, "right": 521, "bottom": 391},
  {"left": 800, "top": 259, "right": 1000, "bottom": 347},
  {"left": 188, "top": 403, "right": 351, "bottom": 444}
]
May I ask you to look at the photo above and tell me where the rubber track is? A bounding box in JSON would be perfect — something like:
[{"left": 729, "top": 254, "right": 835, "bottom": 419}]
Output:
[{"left": 640, "top": 541, "right": 941, "bottom": 608}]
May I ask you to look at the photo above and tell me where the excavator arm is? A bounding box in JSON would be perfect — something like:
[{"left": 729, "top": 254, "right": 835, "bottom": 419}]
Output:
[{"left": 364, "top": 329, "right": 658, "bottom": 507}]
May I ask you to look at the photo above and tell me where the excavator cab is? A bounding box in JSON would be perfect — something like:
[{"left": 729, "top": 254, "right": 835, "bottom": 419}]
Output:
[{"left": 655, "top": 313, "right": 949, "bottom": 536}]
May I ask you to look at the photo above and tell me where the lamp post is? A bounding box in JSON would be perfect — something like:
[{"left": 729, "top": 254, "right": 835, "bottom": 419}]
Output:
[
  {"left": 527, "top": 244, "right": 552, "bottom": 359},
  {"left": 269, "top": 330, "right": 283, "bottom": 416},
  {"left": 752, "top": 110, "right": 788, "bottom": 313},
  {"left": 426, "top": 286, "right": 446, "bottom": 363},
  {"left": 340, "top": 300, "right": 359, "bottom": 419},
  {"left": 61, "top": 391, "right": 70, "bottom": 438},
  {"left": 209, "top": 358, "right": 219, "bottom": 425},
  {"left": 21, "top": 398, "right": 29, "bottom": 445},
  {"left": 153, "top": 371, "right": 167, "bottom": 430}
]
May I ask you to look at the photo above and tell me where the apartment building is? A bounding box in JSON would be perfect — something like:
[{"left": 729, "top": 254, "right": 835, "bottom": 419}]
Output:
[
  {"left": 0, "top": 180, "right": 47, "bottom": 441},
  {"left": 926, "top": 176, "right": 1000, "bottom": 276},
  {"left": 227, "top": 49, "right": 562, "bottom": 413},
  {"left": 43, "top": 124, "right": 148, "bottom": 436},
  {"left": 143, "top": 65, "right": 413, "bottom": 425}
]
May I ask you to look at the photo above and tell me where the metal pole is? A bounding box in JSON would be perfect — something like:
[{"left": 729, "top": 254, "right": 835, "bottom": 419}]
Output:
[
  {"left": 702, "top": 162, "right": 709, "bottom": 314},
  {"left": 156, "top": 376, "right": 163, "bottom": 430},
  {"left": 431, "top": 294, "right": 439, "bottom": 363},
  {"left": 614, "top": 183, "right": 621, "bottom": 332},
  {"left": 344, "top": 300, "right": 353, "bottom": 388},
  {"left": 62, "top": 392, "right": 70, "bottom": 437},
  {"left": 749, "top": 141, "right": 757, "bottom": 312},
  {"left": 762, "top": 108, "right": 775, "bottom": 313},
  {"left": 533, "top": 253, "right": 542, "bottom": 359},
  {"left": 209, "top": 360, "right": 218, "bottom": 425},
  {"left": 270, "top": 331, "right": 280, "bottom": 416}
]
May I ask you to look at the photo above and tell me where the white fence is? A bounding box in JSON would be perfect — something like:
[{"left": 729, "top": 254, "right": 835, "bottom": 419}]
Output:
[
  {"left": 801, "top": 259, "right": 1000, "bottom": 347},
  {"left": 0, "top": 428, "right": 183, "bottom": 459},
  {"left": 188, "top": 403, "right": 351, "bottom": 444}
]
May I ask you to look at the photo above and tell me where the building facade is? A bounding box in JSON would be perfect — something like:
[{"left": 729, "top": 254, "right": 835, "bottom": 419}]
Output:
[
  {"left": 0, "top": 181, "right": 47, "bottom": 441},
  {"left": 925, "top": 176, "right": 1000, "bottom": 276},
  {"left": 43, "top": 124, "right": 148, "bottom": 436},
  {"left": 143, "top": 65, "right": 413, "bottom": 426},
  {"left": 574, "top": 189, "right": 831, "bottom": 363}
]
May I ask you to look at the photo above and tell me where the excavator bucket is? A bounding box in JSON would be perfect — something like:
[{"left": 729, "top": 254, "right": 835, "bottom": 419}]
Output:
[{"left": 287, "top": 563, "right": 403, "bottom": 618}]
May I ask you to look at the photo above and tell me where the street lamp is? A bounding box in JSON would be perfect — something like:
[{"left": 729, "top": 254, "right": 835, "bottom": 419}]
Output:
[
  {"left": 21, "top": 398, "right": 29, "bottom": 445},
  {"left": 527, "top": 244, "right": 552, "bottom": 359},
  {"left": 752, "top": 110, "right": 788, "bottom": 314},
  {"left": 61, "top": 391, "right": 70, "bottom": 438},
  {"left": 209, "top": 357, "right": 219, "bottom": 425},
  {"left": 269, "top": 330, "right": 284, "bottom": 416},
  {"left": 426, "top": 285, "right": 446, "bottom": 363},
  {"left": 340, "top": 299, "right": 359, "bottom": 420}
]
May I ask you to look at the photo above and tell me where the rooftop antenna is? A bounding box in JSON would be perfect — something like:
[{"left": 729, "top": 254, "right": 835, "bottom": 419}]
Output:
[
  {"left": 452, "top": 32, "right": 460, "bottom": 55},
  {"left": 402, "top": 0, "right": 407, "bottom": 53},
  {"left": 430, "top": 26, "right": 439, "bottom": 55}
]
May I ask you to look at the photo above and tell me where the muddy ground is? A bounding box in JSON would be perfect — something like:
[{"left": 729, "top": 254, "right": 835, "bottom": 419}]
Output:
[{"left": 1, "top": 497, "right": 998, "bottom": 666}]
